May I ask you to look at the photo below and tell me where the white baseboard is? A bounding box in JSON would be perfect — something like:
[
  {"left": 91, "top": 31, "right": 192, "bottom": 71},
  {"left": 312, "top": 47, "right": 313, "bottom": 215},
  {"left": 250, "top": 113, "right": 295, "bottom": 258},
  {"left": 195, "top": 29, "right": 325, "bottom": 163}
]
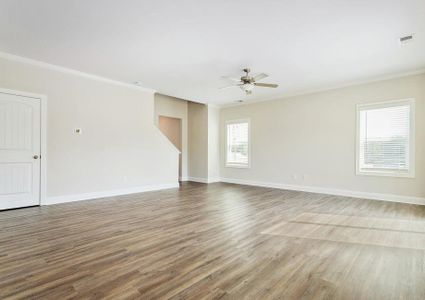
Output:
[
  {"left": 187, "top": 177, "right": 209, "bottom": 183},
  {"left": 187, "top": 177, "right": 221, "bottom": 184},
  {"left": 43, "top": 182, "right": 179, "bottom": 205},
  {"left": 42, "top": 178, "right": 425, "bottom": 206},
  {"left": 207, "top": 178, "right": 221, "bottom": 183},
  {"left": 220, "top": 177, "right": 425, "bottom": 206}
]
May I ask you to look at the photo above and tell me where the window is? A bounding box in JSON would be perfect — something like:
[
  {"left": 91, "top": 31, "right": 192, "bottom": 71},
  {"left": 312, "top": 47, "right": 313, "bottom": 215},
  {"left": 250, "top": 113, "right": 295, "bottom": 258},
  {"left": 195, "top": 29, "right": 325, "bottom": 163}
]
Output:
[
  {"left": 356, "top": 99, "right": 415, "bottom": 177},
  {"left": 226, "top": 120, "right": 250, "bottom": 168}
]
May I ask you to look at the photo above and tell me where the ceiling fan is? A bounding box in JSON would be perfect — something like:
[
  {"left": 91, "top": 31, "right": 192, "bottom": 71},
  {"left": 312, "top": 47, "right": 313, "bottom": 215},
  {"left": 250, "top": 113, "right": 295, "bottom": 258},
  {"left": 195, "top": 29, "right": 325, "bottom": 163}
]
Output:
[{"left": 220, "top": 68, "right": 278, "bottom": 95}]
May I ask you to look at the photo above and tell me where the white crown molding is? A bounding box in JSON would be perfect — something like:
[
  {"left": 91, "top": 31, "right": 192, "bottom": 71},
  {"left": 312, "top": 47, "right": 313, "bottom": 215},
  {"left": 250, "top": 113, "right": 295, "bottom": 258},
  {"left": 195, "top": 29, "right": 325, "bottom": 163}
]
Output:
[
  {"left": 219, "top": 68, "right": 425, "bottom": 108},
  {"left": 0, "top": 51, "right": 156, "bottom": 94},
  {"left": 43, "top": 182, "right": 179, "bottom": 205},
  {"left": 220, "top": 177, "right": 425, "bottom": 206},
  {"left": 207, "top": 103, "right": 220, "bottom": 109}
]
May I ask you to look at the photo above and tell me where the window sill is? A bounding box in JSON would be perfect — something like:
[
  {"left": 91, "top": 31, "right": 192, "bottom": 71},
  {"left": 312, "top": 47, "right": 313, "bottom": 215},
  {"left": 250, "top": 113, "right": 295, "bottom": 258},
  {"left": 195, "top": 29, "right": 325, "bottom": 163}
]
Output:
[
  {"left": 356, "top": 170, "right": 415, "bottom": 178},
  {"left": 225, "top": 163, "right": 250, "bottom": 169}
]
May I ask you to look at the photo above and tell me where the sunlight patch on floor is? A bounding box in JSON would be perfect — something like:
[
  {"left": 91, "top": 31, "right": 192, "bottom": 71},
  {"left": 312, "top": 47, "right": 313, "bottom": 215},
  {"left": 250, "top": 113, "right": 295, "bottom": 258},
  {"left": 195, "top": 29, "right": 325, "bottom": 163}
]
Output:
[{"left": 261, "top": 213, "right": 425, "bottom": 250}]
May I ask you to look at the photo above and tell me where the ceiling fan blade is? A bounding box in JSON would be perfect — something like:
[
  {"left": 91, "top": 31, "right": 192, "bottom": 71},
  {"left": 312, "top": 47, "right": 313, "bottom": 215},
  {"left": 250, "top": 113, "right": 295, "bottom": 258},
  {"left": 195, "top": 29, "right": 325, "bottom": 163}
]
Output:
[
  {"left": 254, "top": 83, "right": 278, "bottom": 88},
  {"left": 221, "top": 76, "right": 242, "bottom": 83},
  {"left": 219, "top": 84, "right": 241, "bottom": 90},
  {"left": 253, "top": 73, "right": 268, "bottom": 82}
]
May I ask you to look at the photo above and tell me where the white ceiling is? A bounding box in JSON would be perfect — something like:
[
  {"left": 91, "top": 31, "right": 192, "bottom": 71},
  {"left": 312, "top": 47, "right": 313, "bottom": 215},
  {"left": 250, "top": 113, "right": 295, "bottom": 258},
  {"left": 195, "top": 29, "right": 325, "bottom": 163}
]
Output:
[{"left": 0, "top": 0, "right": 424, "bottom": 105}]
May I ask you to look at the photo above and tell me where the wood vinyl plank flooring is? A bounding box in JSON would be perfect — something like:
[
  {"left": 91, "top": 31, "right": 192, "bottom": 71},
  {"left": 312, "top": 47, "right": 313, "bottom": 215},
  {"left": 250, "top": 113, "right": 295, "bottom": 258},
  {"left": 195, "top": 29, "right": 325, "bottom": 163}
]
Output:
[{"left": 1, "top": 182, "right": 425, "bottom": 299}]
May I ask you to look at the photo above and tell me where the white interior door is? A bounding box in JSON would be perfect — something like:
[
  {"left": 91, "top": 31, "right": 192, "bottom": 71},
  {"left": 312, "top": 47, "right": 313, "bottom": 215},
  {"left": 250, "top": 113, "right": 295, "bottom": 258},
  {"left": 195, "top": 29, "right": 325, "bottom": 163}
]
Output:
[{"left": 0, "top": 92, "right": 41, "bottom": 210}]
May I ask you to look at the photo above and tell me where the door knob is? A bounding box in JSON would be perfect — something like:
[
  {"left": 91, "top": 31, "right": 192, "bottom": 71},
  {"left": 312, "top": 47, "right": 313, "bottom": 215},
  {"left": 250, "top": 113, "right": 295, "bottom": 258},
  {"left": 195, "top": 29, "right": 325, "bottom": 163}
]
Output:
[{"left": 33, "top": 155, "right": 39, "bottom": 159}]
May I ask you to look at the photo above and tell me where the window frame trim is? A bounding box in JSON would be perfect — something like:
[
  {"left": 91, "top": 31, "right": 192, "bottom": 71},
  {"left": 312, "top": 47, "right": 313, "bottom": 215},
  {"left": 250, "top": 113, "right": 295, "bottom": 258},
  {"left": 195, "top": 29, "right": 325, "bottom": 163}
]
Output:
[
  {"left": 355, "top": 98, "right": 415, "bottom": 178},
  {"left": 225, "top": 119, "right": 251, "bottom": 169}
]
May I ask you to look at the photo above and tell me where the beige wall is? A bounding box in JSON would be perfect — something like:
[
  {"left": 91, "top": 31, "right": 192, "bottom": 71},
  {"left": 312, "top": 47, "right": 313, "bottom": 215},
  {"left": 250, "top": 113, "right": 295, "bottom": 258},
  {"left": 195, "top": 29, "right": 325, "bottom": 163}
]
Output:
[
  {"left": 220, "top": 74, "right": 425, "bottom": 198},
  {"left": 188, "top": 101, "right": 208, "bottom": 179},
  {"left": 154, "top": 94, "right": 188, "bottom": 179},
  {"left": 208, "top": 105, "right": 220, "bottom": 181},
  {"left": 0, "top": 57, "right": 179, "bottom": 199}
]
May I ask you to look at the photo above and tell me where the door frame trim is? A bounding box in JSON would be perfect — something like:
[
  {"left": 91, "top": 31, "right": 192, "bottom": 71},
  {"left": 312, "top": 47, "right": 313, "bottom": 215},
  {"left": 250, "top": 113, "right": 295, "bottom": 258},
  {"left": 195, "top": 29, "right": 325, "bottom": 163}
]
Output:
[{"left": 0, "top": 88, "right": 47, "bottom": 206}]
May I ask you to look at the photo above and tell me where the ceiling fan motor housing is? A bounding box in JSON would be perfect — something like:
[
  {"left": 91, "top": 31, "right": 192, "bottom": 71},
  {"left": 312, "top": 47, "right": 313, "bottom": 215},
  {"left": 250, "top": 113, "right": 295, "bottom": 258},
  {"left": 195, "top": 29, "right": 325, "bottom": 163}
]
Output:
[{"left": 241, "top": 68, "right": 253, "bottom": 83}]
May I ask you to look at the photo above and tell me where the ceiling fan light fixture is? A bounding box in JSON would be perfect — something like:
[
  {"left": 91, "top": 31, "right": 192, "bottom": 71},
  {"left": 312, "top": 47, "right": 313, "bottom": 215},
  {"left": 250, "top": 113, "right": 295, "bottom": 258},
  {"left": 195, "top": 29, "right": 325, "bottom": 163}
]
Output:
[
  {"left": 221, "top": 68, "right": 278, "bottom": 95},
  {"left": 240, "top": 83, "right": 254, "bottom": 93}
]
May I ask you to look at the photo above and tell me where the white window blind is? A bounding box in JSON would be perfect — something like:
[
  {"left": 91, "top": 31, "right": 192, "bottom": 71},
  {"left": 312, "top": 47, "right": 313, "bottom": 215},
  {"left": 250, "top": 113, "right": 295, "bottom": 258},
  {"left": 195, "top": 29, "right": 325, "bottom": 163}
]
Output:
[
  {"left": 357, "top": 99, "right": 415, "bottom": 177},
  {"left": 226, "top": 120, "right": 249, "bottom": 167}
]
